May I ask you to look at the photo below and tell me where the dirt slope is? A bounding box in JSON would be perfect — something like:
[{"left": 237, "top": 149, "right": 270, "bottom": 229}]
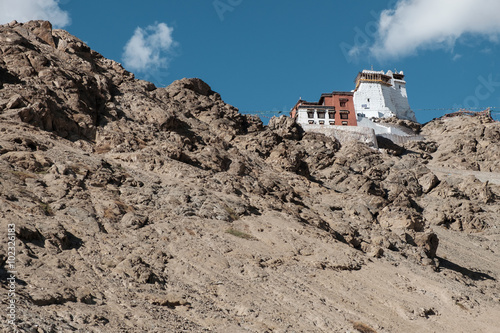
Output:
[{"left": 0, "top": 21, "right": 499, "bottom": 332}]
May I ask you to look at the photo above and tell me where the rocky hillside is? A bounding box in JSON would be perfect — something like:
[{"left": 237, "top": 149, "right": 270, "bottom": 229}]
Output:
[{"left": 1, "top": 21, "right": 499, "bottom": 332}]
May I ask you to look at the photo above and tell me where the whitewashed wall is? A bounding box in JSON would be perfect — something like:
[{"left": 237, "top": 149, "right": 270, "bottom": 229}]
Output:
[
  {"left": 299, "top": 124, "right": 378, "bottom": 148},
  {"left": 296, "top": 108, "right": 336, "bottom": 125},
  {"left": 354, "top": 76, "right": 416, "bottom": 122}
]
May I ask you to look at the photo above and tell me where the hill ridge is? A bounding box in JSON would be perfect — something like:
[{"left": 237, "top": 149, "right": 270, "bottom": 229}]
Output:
[{"left": 1, "top": 20, "right": 499, "bottom": 332}]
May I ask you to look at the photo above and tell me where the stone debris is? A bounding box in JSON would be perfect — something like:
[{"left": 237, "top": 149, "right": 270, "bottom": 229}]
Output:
[{"left": 0, "top": 21, "right": 499, "bottom": 333}]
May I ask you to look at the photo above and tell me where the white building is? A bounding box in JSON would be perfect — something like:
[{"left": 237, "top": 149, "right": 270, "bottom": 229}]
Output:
[{"left": 353, "top": 70, "right": 417, "bottom": 122}]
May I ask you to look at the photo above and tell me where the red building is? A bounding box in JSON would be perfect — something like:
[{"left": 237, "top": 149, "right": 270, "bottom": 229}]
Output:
[{"left": 290, "top": 91, "right": 357, "bottom": 127}]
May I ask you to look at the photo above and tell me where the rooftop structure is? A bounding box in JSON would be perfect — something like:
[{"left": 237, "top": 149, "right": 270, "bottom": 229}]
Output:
[{"left": 353, "top": 69, "right": 416, "bottom": 122}]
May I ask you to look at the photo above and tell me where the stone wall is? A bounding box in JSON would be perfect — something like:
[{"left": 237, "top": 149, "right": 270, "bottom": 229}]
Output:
[
  {"left": 300, "top": 124, "right": 378, "bottom": 148},
  {"left": 357, "top": 117, "right": 411, "bottom": 136},
  {"left": 377, "top": 133, "right": 425, "bottom": 145}
]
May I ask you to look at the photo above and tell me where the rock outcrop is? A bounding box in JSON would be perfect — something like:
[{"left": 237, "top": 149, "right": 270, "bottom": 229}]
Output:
[{"left": 1, "top": 21, "right": 499, "bottom": 333}]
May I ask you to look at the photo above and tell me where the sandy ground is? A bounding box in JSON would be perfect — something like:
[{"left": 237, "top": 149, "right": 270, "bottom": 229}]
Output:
[{"left": 151, "top": 210, "right": 500, "bottom": 332}]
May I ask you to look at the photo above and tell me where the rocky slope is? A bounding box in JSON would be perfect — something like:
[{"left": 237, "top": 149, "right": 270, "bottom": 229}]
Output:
[{"left": 0, "top": 21, "right": 499, "bottom": 332}]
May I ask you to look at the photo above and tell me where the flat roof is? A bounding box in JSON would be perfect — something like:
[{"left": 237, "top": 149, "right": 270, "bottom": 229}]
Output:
[
  {"left": 321, "top": 91, "right": 353, "bottom": 96},
  {"left": 297, "top": 105, "right": 335, "bottom": 109}
]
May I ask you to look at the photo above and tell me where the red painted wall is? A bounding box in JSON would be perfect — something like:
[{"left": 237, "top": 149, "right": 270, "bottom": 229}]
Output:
[{"left": 322, "top": 94, "right": 357, "bottom": 126}]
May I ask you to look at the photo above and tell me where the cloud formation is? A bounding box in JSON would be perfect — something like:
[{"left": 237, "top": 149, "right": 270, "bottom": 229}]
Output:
[
  {"left": 369, "top": 0, "right": 500, "bottom": 59},
  {"left": 0, "top": 0, "right": 70, "bottom": 27},
  {"left": 122, "top": 22, "right": 176, "bottom": 74}
]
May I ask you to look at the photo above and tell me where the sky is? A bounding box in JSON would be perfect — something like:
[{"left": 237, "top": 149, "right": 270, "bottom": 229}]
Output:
[{"left": 1, "top": 0, "right": 500, "bottom": 123}]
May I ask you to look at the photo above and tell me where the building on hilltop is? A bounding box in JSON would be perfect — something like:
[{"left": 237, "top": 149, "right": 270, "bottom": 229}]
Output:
[
  {"left": 353, "top": 69, "right": 416, "bottom": 122},
  {"left": 289, "top": 69, "right": 420, "bottom": 147},
  {"left": 290, "top": 91, "right": 379, "bottom": 147},
  {"left": 290, "top": 91, "right": 357, "bottom": 127}
]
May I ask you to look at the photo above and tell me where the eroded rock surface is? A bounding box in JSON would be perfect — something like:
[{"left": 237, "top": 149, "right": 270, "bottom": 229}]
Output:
[{"left": 1, "top": 21, "right": 500, "bottom": 333}]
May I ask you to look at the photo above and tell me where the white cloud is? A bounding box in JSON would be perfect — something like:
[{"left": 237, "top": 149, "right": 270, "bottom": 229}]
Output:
[
  {"left": 369, "top": 0, "right": 500, "bottom": 59},
  {"left": 122, "top": 22, "right": 176, "bottom": 74},
  {"left": 0, "top": 0, "right": 70, "bottom": 27}
]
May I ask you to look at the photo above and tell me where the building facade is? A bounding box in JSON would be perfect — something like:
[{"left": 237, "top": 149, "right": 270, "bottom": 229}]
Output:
[
  {"left": 353, "top": 69, "right": 416, "bottom": 122},
  {"left": 291, "top": 91, "right": 357, "bottom": 127},
  {"left": 288, "top": 69, "right": 418, "bottom": 147}
]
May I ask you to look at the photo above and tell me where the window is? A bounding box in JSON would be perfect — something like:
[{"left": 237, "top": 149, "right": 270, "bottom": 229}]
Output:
[
  {"left": 342, "top": 121, "right": 348, "bottom": 126},
  {"left": 329, "top": 121, "right": 335, "bottom": 125},
  {"left": 328, "top": 111, "right": 335, "bottom": 119},
  {"left": 367, "top": 98, "right": 370, "bottom": 102},
  {"left": 308, "top": 120, "right": 315, "bottom": 124},
  {"left": 317, "top": 111, "right": 325, "bottom": 119},
  {"left": 340, "top": 101, "right": 347, "bottom": 107},
  {"left": 340, "top": 113, "right": 349, "bottom": 119},
  {"left": 319, "top": 120, "right": 325, "bottom": 125},
  {"left": 307, "top": 110, "right": 314, "bottom": 118}
]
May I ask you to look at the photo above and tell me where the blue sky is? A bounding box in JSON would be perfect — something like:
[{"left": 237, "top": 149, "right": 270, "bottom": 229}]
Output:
[{"left": 2, "top": 0, "right": 500, "bottom": 123}]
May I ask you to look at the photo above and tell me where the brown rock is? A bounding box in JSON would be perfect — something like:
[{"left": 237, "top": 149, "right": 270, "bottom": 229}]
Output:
[
  {"left": 419, "top": 172, "right": 440, "bottom": 193},
  {"left": 6, "top": 94, "right": 25, "bottom": 109},
  {"left": 415, "top": 232, "right": 439, "bottom": 258},
  {"left": 29, "top": 20, "right": 56, "bottom": 47},
  {"left": 1, "top": 20, "right": 499, "bottom": 333},
  {"left": 268, "top": 115, "right": 302, "bottom": 140}
]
